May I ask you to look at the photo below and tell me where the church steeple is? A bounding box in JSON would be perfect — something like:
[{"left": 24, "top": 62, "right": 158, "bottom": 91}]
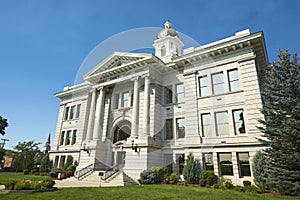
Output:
[
  {"left": 153, "top": 20, "right": 184, "bottom": 62},
  {"left": 43, "top": 133, "right": 51, "bottom": 154}
]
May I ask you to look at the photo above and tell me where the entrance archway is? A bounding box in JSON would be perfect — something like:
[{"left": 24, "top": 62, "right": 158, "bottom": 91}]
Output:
[{"left": 113, "top": 120, "right": 131, "bottom": 144}]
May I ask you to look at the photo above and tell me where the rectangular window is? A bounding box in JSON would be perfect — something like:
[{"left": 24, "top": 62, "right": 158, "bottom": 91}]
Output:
[
  {"left": 54, "top": 156, "right": 59, "bottom": 168},
  {"left": 175, "top": 83, "right": 184, "bottom": 103},
  {"left": 212, "top": 72, "right": 224, "bottom": 94},
  {"left": 203, "top": 153, "right": 214, "bottom": 171},
  {"left": 65, "top": 130, "right": 72, "bottom": 145},
  {"left": 69, "top": 105, "right": 76, "bottom": 120},
  {"left": 215, "top": 111, "right": 229, "bottom": 136},
  {"left": 130, "top": 91, "right": 134, "bottom": 107},
  {"left": 176, "top": 154, "right": 185, "bottom": 175},
  {"left": 114, "top": 93, "right": 119, "bottom": 109},
  {"left": 71, "top": 130, "right": 77, "bottom": 145},
  {"left": 237, "top": 152, "right": 251, "bottom": 177},
  {"left": 199, "top": 76, "right": 209, "bottom": 97},
  {"left": 76, "top": 104, "right": 81, "bottom": 118},
  {"left": 165, "top": 118, "right": 173, "bottom": 140},
  {"left": 232, "top": 109, "right": 246, "bottom": 134},
  {"left": 176, "top": 118, "right": 185, "bottom": 138},
  {"left": 60, "top": 131, "right": 65, "bottom": 146},
  {"left": 59, "top": 156, "right": 66, "bottom": 168},
  {"left": 121, "top": 91, "right": 130, "bottom": 107},
  {"left": 218, "top": 153, "right": 233, "bottom": 176},
  {"left": 64, "top": 107, "right": 70, "bottom": 120},
  {"left": 228, "top": 69, "right": 239, "bottom": 91},
  {"left": 201, "top": 113, "right": 212, "bottom": 137},
  {"left": 164, "top": 154, "right": 173, "bottom": 174},
  {"left": 164, "top": 85, "right": 173, "bottom": 104}
]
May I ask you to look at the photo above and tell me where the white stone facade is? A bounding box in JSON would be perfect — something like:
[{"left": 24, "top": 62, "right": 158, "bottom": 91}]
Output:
[{"left": 49, "top": 22, "right": 268, "bottom": 186}]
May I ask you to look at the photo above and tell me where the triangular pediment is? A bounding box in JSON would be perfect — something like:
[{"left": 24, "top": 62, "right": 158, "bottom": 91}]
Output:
[{"left": 84, "top": 52, "right": 152, "bottom": 80}]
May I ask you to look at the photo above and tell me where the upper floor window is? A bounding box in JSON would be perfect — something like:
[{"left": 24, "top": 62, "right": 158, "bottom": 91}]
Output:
[
  {"left": 76, "top": 104, "right": 81, "bottom": 118},
  {"left": 164, "top": 85, "right": 173, "bottom": 104},
  {"left": 60, "top": 131, "right": 65, "bottom": 146},
  {"left": 232, "top": 109, "right": 246, "bottom": 134},
  {"left": 176, "top": 118, "right": 185, "bottom": 139},
  {"left": 64, "top": 104, "right": 81, "bottom": 120},
  {"left": 215, "top": 111, "right": 229, "bottom": 136},
  {"left": 114, "top": 93, "right": 119, "bottom": 109},
  {"left": 65, "top": 130, "right": 72, "bottom": 145},
  {"left": 175, "top": 83, "right": 184, "bottom": 103},
  {"left": 165, "top": 118, "right": 173, "bottom": 140},
  {"left": 199, "top": 76, "right": 209, "bottom": 97},
  {"left": 64, "top": 107, "right": 70, "bottom": 120},
  {"left": 201, "top": 113, "right": 212, "bottom": 137},
  {"left": 71, "top": 130, "right": 77, "bottom": 145},
  {"left": 161, "top": 45, "right": 166, "bottom": 57},
  {"left": 228, "top": 69, "right": 239, "bottom": 91},
  {"left": 121, "top": 91, "right": 130, "bottom": 108},
  {"left": 212, "top": 72, "right": 224, "bottom": 94},
  {"left": 69, "top": 105, "right": 76, "bottom": 120}
]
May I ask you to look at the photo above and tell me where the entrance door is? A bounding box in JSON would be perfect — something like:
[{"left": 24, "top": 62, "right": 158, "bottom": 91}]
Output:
[{"left": 116, "top": 151, "right": 126, "bottom": 168}]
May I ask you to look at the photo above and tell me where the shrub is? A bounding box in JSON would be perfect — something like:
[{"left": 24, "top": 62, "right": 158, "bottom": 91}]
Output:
[
  {"left": 41, "top": 178, "right": 55, "bottom": 189},
  {"left": 67, "top": 164, "right": 76, "bottom": 173},
  {"left": 213, "top": 184, "right": 219, "bottom": 189},
  {"left": 234, "top": 185, "right": 245, "bottom": 192},
  {"left": 30, "top": 168, "right": 39, "bottom": 175},
  {"left": 243, "top": 180, "right": 251, "bottom": 187},
  {"left": 23, "top": 169, "right": 29, "bottom": 174},
  {"left": 224, "top": 180, "right": 234, "bottom": 190},
  {"left": 200, "top": 170, "right": 218, "bottom": 186},
  {"left": 64, "top": 155, "right": 74, "bottom": 170},
  {"left": 218, "top": 176, "right": 234, "bottom": 190},
  {"left": 14, "top": 181, "right": 31, "bottom": 190},
  {"left": 152, "top": 167, "right": 168, "bottom": 183},
  {"left": 244, "top": 185, "right": 259, "bottom": 193},
  {"left": 138, "top": 170, "right": 155, "bottom": 184},
  {"left": 166, "top": 174, "right": 178, "bottom": 184},
  {"left": 252, "top": 150, "right": 269, "bottom": 193},
  {"left": 49, "top": 167, "right": 65, "bottom": 178},
  {"left": 66, "top": 170, "right": 73, "bottom": 177},
  {"left": 199, "top": 179, "right": 206, "bottom": 187},
  {"left": 183, "top": 152, "right": 200, "bottom": 184},
  {"left": 30, "top": 181, "right": 42, "bottom": 190},
  {"left": 4, "top": 179, "right": 17, "bottom": 190}
]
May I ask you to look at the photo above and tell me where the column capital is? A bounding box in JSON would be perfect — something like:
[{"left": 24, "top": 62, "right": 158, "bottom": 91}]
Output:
[
  {"left": 130, "top": 76, "right": 140, "bottom": 82},
  {"left": 96, "top": 86, "right": 104, "bottom": 91}
]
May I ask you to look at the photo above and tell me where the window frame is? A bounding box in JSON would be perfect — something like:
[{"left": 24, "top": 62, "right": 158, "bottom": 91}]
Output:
[
  {"left": 201, "top": 113, "right": 212, "bottom": 137},
  {"left": 237, "top": 152, "right": 251, "bottom": 177},
  {"left": 198, "top": 76, "right": 209, "bottom": 97},
  {"left": 175, "top": 83, "right": 184, "bottom": 103},
  {"left": 232, "top": 109, "right": 246, "bottom": 134},
  {"left": 76, "top": 104, "right": 81, "bottom": 119},
  {"left": 64, "top": 107, "right": 70, "bottom": 121},
  {"left": 212, "top": 72, "right": 225, "bottom": 95},
  {"left": 164, "top": 85, "right": 173, "bottom": 104},
  {"left": 203, "top": 153, "right": 214, "bottom": 171},
  {"left": 218, "top": 153, "right": 233, "bottom": 176},
  {"left": 71, "top": 130, "right": 77, "bottom": 145},
  {"left": 60, "top": 131, "right": 65, "bottom": 146},
  {"left": 227, "top": 68, "right": 240, "bottom": 92},
  {"left": 215, "top": 111, "right": 229, "bottom": 136},
  {"left": 165, "top": 118, "right": 173, "bottom": 140},
  {"left": 176, "top": 117, "right": 185, "bottom": 139},
  {"left": 121, "top": 91, "right": 130, "bottom": 108}
]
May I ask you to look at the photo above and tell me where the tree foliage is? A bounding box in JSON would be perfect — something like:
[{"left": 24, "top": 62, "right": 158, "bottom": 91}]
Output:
[
  {"left": 258, "top": 50, "right": 300, "bottom": 196},
  {"left": 40, "top": 153, "right": 51, "bottom": 173},
  {"left": 0, "top": 116, "right": 8, "bottom": 136},
  {"left": 183, "top": 152, "right": 200, "bottom": 184},
  {"left": 13, "top": 140, "right": 41, "bottom": 172},
  {"left": 252, "top": 150, "right": 270, "bottom": 192},
  {"left": 64, "top": 155, "right": 74, "bottom": 169}
]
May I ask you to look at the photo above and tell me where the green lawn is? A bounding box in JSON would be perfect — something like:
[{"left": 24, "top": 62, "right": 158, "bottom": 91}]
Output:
[
  {"left": 1, "top": 184, "right": 299, "bottom": 200},
  {"left": 0, "top": 172, "right": 47, "bottom": 184}
]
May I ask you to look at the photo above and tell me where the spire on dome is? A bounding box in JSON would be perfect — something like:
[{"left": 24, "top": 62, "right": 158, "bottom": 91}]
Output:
[
  {"left": 164, "top": 20, "right": 172, "bottom": 29},
  {"left": 157, "top": 20, "right": 179, "bottom": 39}
]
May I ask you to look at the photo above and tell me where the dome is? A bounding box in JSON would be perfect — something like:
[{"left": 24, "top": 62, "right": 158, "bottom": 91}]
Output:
[{"left": 157, "top": 20, "right": 179, "bottom": 39}]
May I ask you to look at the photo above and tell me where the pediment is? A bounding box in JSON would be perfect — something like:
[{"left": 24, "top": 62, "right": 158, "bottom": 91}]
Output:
[{"left": 84, "top": 52, "right": 151, "bottom": 79}]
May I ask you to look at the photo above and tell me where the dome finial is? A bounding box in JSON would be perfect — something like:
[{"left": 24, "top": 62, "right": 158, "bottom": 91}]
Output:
[{"left": 164, "top": 20, "right": 172, "bottom": 29}]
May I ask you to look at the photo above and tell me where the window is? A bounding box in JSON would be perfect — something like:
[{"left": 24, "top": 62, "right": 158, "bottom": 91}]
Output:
[
  {"left": 203, "top": 153, "right": 214, "bottom": 171},
  {"left": 199, "top": 76, "right": 209, "bottom": 97},
  {"left": 212, "top": 72, "right": 224, "bottom": 94},
  {"left": 69, "top": 105, "right": 76, "bottom": 120},
  {"left": 76, "top": 104, "right": 81, "bottom": 118},
  {"left": 59, "top": 156, "right": 66, "bottom": 167},
  {"left": 175, "top": 83, "right": 184, "bottom": 103},
  {"left": 232, "top": 109, "right": 246, "bottom": 134},
  {"left": 165, "top": 119, "right": 173, "bottom": 140},
  {"left": 65, "top": 130, "right": 72, "bottom": 145},
  {"left": 71, "top": 130, "right": 77, "bottom": 145},
  {"left": 215, "top": 111, "right": 229, "bottom": 136},
  {"left": 176, "top": 154, "right": 185, "bottom": 175},
  {"left": 121, "top": 91, "right": 130, "bottom": 107},
  {"left": 164, "top": 154, "right": 173, "bottom": 174},
  {"left": 218, "top": 153, "right": 233, "bottom": 176},
  {"left": 237, "top": 152, "right": 251, "bottom": 177},
  {"left": 228, "top": 69, "right": 239, "bottom": 91},
  {"left": 201, "top": 113, "right": 212, "bottom": 137},
  {"left": 164, "top": 85, "right": 173, "bottom": 104},
  {"left": 64, "top": 107, "right": 70, "bottom": 120},
  {"left": 130, "top": 92, "right": 134, "bottom": 107},
  {"left": 60, "top": 131, "right": 65, "bottom": 146},
  {"left": 161, "top": 45, "right": 166, "bottom": 57},
  {"left": 176, "top": 118, "right": 185, "bottom": 138},
  {"left": 54, "top": 156, "right": 59, "bottom": 168}
]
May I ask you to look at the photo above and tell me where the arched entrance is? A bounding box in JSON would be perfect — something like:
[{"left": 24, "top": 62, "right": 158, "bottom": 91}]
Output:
[{"left": 113, "top": 120, "right": 131, "bottom": 144}]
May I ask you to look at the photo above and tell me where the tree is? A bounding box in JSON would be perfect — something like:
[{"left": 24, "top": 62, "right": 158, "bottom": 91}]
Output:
[
  {"left": 0, "top": 116, "right": 8, "bottom": 136},
  {"left": 258, "top": 50, "right": 300, "bottom": 196},
  {"left": 183, "top": 152, "right": 200, "bottom": 184},
  {"left": 252, "top": 150, "right": 270, "bottom": 192},
  {"left": 13, "top": 140, "right": 41, "bottom": 172},
  {"left": 40, "top": 153, "right": 51, "bottom": 173}
]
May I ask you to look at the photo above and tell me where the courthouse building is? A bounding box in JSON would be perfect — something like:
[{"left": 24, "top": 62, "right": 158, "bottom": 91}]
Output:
[{"left": 49, "top": 21, "right": 268, "bottom": 185}]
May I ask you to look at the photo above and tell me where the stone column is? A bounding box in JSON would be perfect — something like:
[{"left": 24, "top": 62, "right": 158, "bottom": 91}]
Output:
[
  {"left": 143, "top": 75, "right": 150, "bottom": 136},
  {"left": 86, "top": 88, "right": 97, "bottom": 141},
  {"left": 93, "top": 87, "right": 105, "bottom": 140},
  {"left": 131, "top": 77, "right": 139, "bottom": 138}
]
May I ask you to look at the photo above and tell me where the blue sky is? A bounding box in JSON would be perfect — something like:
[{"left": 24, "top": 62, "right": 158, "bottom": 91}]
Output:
[{"left": 0, "top": 0, "right": 299, "bottom": 150}]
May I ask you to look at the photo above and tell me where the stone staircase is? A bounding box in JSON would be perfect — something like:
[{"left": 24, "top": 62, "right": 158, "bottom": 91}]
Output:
[{"left": 55, "top": 169, "right": 138, "bottom": 188}]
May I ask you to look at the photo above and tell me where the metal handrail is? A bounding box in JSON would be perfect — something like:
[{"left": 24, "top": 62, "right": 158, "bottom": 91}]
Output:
[
  {"left": 74, "top": 163, "right": 94, "bottom": 180},
  {"left": 101, "top": 164, "right": 121, "bottom": 181}
]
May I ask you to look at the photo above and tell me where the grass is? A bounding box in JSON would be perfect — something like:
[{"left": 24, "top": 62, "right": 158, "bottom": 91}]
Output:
[
  {"left": 0, "top": 172, "right": 47, "bottom": 184},
  {"left": 1, "top": 184, "right": 300, "bottom": 200}
]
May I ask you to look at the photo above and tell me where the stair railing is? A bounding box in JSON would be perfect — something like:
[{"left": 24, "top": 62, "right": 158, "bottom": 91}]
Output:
[
  {"left": 74, "top": 163, "right": 94, "bottom": 180},
  {"left": 101, "top": 164, "right": 121, "bottom": 181}
]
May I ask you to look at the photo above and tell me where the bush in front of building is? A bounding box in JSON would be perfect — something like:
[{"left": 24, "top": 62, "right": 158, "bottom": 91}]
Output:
[
  {"left": 244, "top": 185, "right": 259, "bottom": 193},
  {"left": 41, "top": 178, "right": 55, "bottom": 189},
  {"left": 233, "top": 185, "right": 245, "bottom": 192},
  {"left": 138, "top": 170, "right": 155, "bottom": 184},
  {"left": 252, "top": 150, "right": 270, "bottom": 193},
  {"left": 14, "top": 180, "right": 31, "bottom": 190},
  {"left": 200, "top": 170, "right": 218, "bottom": 186},
  {"left": 152, "top": 166, "right": 168, "bottom": 183},
  {"left": 183, "top": 152, "right": 200, "bottom": 184},
  {"left": 218, "top": 176, "right": 234, "bottom": 190},
  {"left": 30, "top": 181, "right": 42, "bottom": 190},
  {"left": 165, "top": 173, "right": 178, "bottom": 184},
  {"left": 49, "top": 167, "right": 65, "bottom": 179}
]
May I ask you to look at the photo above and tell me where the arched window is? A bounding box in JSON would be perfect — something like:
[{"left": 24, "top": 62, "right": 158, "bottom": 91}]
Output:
[{"left": 161, "top": 45, "right": 166, "bottom": 57}]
